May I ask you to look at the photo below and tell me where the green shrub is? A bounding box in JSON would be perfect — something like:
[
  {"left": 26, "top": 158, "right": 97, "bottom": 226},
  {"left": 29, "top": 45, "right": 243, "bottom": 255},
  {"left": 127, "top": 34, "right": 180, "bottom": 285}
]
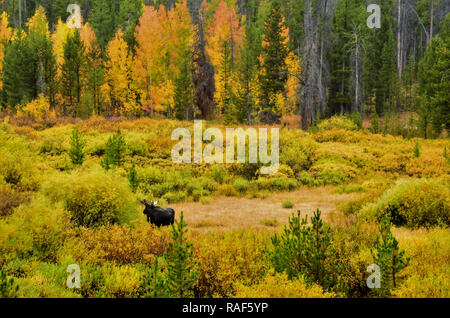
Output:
[
  {"left": 309, "top": 163, "right": 357, "bottom": 185},
  {"left": 360, "top": 179, "right": 450, "bottom": 228},
  {"left": 163, "top": 191, "right": 187, "bottom": 203},
  {"left": 255, "top": 177, "right": 298, "bottom": 192},
  {"left": 210, "top": 166, "right": 226, "bottom": 184},
  {"left": 260, "top": 218, "right": 279, "bottom": 227},
  {"left": 41, "top": 168, "right": 137, "bottom": 227},
  {"left": 280, "top": 138, "right": 318, "bottom": 174},
  {"left": 0, "top": 196, "right": 72, "bottom": 263},
  {"left": 232, "top": 178, "right": 249, "bottom": 194},
  {"left": 334, "top": 184, "right": 364, "bottom": 194},
  {"left": 282, "top": 200, "right": 294, "bottom": 209}
]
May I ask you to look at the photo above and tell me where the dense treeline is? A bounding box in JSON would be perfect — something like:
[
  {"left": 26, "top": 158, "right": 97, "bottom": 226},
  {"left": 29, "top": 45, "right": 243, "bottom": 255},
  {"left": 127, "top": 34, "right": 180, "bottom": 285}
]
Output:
[{"left": 0, "top": 0, "right": 448, "bottom": 136}]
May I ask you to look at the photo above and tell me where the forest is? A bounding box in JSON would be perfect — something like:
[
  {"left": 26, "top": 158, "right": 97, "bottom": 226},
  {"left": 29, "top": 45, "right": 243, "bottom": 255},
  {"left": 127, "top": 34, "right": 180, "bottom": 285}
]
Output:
[
  {"left": 0, "top": 0, "right": 448, "bottom": 136},
  {"left": 0, "top": 0, "right": 448, "bottom": 299}
]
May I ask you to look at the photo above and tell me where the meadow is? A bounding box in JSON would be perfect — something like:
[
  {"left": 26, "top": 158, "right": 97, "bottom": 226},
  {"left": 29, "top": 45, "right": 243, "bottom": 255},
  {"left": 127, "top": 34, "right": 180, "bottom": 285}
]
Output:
[{"left": 0, "top": 114, "right": 448, "bottom": 298}]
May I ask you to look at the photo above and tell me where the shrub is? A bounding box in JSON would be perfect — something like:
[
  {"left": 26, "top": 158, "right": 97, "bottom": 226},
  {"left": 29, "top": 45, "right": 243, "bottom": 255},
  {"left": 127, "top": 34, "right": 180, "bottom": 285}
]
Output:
[
  {"left": 63, "top": 223, "right": 169, "bottom": 265},
  {"left": 334, "top": 184, "right": 364, "bottom": 194},
  {"left": 210, "top": 166, "right": 226, "bottom": 184},
  {"left": 234, "top": 269, "right": 332, "bottom": 298},
  {"left": 0, "top": 185, "right": 29, "bottom": 217},
  {"left": 232, "top": 178, "right": 249, "bottom": 194},
  {"left": 17, "top": 94, "right": 55, "bottom": 123},
  {"left": 254, "top": 177, "right": 298, "bottom": 192},
  {"left": 39, "top": 134, "right": 66, "bottom": 155},
  {"left": 309, "top": 163, "right": 357, "bottom": 185},
  {"left": 102, "top": 264, "right": 142, "bottom": 298},
  {"left": 0, "top": 197, "right": 72, "bottom": 263},
  {"left": 393, "top": 228, "right": 450, "bottom": 298},
  {"left": 282, "top": 200, "right": 294, "bottom": 209},
  {"left": 360, "top": 179, "right": 450, "bottom": 228},
  {"left": 280, "top": 138, "right": 318, "bottom": 174},
  {"left": 192, "top": 230, "right": 269, "bottom": 297},
  {"left": 163, "top": 191, "right": 188, "bottom": 203},
  {"left": 260, "top": 218, "right": 279, "bottom": 227},
  {"left": 317, "top": 115, "right": 358, "bottom": 132},
  {"left": 41, "top": 168, "right": 137, "bottom": 227},
  {"left": 216, "top": 184, "right": 238, "bottom": 197},
  {"left": 405, "top": 155, "right": 447, "bottom": 177}
]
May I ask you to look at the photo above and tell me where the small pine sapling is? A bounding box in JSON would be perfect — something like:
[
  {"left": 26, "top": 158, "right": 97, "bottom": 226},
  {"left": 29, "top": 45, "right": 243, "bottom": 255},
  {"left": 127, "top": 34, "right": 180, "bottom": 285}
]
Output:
[
  {"left": 413, "top": 140, "right": 421, "bottom": 158},
  {"left": 370, "top": 218, "right": 409, "bottom": 297},
  {"left": 165, "top": 212, "right": 199, "bottom": 297},
  {"left": 127, "top": 164, "right": 139, "bottom": 193},
  {"left": 101, "top": 128, "right": 126, "bottom": 170},
  {"left": 69, "top": 127, "right": 85, "bottom": 166}
]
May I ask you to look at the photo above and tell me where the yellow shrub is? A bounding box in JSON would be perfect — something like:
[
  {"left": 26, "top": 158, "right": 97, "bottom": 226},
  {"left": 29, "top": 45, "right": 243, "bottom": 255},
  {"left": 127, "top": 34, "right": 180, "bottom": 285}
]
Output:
[
  {"left": 393, "top": 227, "right": 450, "bottom": 297},
  {"left": 192, "top": 230, "right": 270, "bottom": 297},
  {"left": 18, "top": 95, "right": 55, "bottom": 122},
  {"left": 314, "top": 129, "right": 362, "bottom": 143},
  {"left": 41, "top": 167, "right": 138, "bottom": 227},
  {"left": 64, "top": 223, "right": 169, "bottom": 265},
  {"left": 360, "top": 178, "right": 449, "bottom": 227},
  {"left": 234, "top": 269, "right": 333, "bottom": 298},
  {"left": 0, "top": 197, "right": 72, "bottom": 264},
  {"left": 405, "top": 156, "right": 448, "bottom": 178},
  {"left": 317, "top": 115, "right": 358, "bottom": 132},
  {"left": 102, "top": 264, "right": 142, "bottom": 298}
]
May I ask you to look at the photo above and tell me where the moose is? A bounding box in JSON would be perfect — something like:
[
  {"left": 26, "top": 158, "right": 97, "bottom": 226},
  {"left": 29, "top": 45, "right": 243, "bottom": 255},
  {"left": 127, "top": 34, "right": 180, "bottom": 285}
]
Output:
[{"left": 141, "top": 200, "right": 175, "bottom": 227}]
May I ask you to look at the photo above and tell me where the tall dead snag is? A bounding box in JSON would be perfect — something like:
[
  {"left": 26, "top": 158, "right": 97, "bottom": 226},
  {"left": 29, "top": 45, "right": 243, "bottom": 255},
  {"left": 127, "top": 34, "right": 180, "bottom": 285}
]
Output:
[{"left": 189, "top": 0, "right": 216, "bottom": 119}]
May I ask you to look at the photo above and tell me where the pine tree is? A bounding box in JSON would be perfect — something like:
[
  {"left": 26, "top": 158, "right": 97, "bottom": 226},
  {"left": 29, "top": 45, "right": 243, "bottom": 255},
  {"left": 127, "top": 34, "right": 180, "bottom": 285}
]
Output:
[
  {"left": 174, "top": 53, "right": 195, "bottom": 120},
  {"left": 2, "top": 30, "right": 39, "bottom": 108},
  {"left": 61, "top": 29, "right": 86, "bottom": 116},
  {"left": 127, "top": 164, "right": 139, "bottom": 193},
  {"left": 259, "top": 0, "right": 289, "bottom": 119},
  {"left": 90, "top": 0, "right": 121, "bottom": 51},
  {"left": 69, "top": 126, "right": 85, "bottom": 166},
  {"left": 101, "top": 128, "right": 126, "bottom": 170},
  {"left": 165, "top": 211, "right": 199, "bottom": 298},
  {"left": 270, "top": 209, "right": 342, "bottom": 291},
  {"left": 417, "top": 14, "right": 450, "bottom": 138},
  {"left": 413, "top": 140, "right": 421, "bottom": 158},
  {"left": 0, "top": 269, "right": 19, "bottom": 298},
  {"left": 370, "top": 218, "right": 409, "bottom": 297},
  {"left": 370, "top": 109, "right": 380, "bottom": 133}
]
